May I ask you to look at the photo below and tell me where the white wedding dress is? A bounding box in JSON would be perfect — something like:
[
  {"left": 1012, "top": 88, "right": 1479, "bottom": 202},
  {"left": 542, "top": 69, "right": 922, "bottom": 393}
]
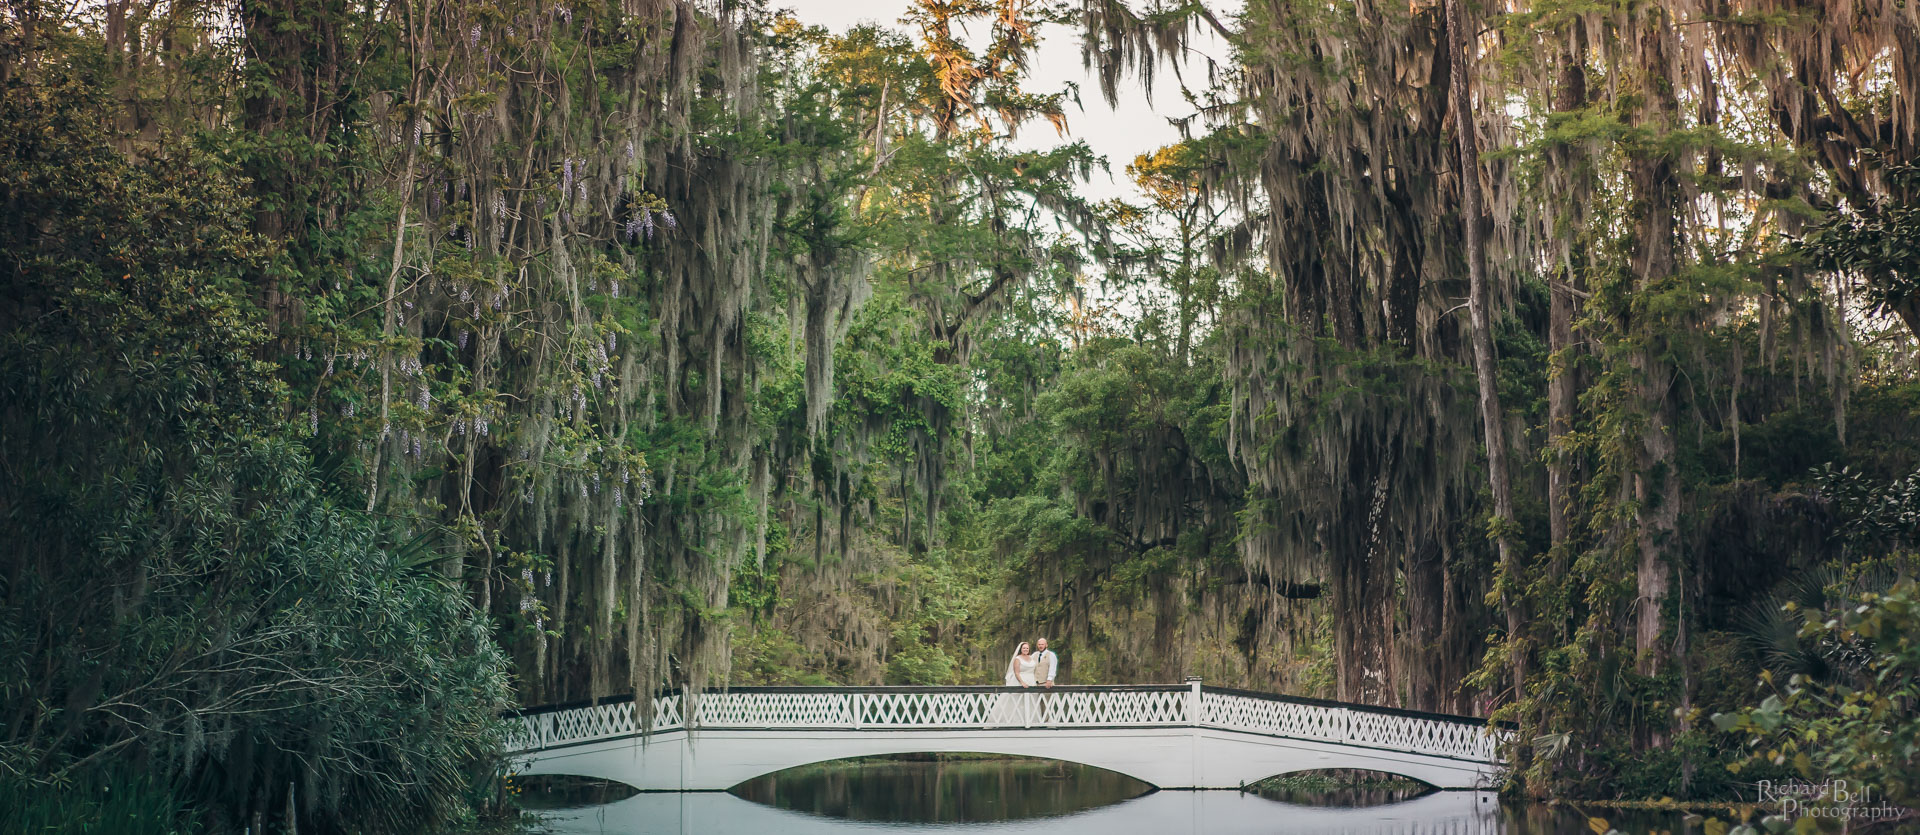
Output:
[
  {"left": 990, "top": 653, "right": 1040, "bottom": 725},
  {"left": 1005, "top": 655, "right": 1038, "bottom": 687}
]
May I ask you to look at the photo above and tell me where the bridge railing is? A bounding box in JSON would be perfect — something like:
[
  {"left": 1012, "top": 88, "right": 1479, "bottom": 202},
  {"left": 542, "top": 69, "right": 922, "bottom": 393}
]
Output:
[
  {"left": 507, "top": 683, "right": 1507, "bottom": 765},
  {"left": 1197, "top": 686, "right": 1506, "bottom": 764}
]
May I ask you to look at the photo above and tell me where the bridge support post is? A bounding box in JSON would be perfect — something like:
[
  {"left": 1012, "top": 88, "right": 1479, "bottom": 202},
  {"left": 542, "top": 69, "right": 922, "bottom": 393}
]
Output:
[{"left": 1185, "top": 676, "right": 1203, "bottom": 788}]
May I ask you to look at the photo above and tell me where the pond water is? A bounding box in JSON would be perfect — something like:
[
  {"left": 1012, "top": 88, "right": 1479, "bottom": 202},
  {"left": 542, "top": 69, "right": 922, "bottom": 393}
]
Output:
[{"left": 520, "top": 756, "right": 1756, "bottom": 834}]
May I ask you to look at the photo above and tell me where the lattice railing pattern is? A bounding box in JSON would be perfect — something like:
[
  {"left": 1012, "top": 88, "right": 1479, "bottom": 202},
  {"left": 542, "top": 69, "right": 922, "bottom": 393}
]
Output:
[
  {"left": 507, "top": 685, "right": 1507, "bottom": 765},
  {"left": 1039, "top": 687, "right": 1189, "bottom": 725},
  {"left": 1201, "top": 690, "right": 1348, "bottom": 743},
  {"left": 858, "top": 690, "right": 998, "bottom": 726},
  {"left": 693, "top": 691, "right": 855, "bottom": 727},
  {"left": 511, "top": 696, "right": 684, "bottom": 751},
  {"left": 1345, "top": 708, "right": 1501, "bottom": 762}
]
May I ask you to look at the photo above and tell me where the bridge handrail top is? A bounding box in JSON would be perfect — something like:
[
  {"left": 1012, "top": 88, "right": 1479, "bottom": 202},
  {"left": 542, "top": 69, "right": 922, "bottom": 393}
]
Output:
[
  {"left": 1199, "top": 684, "right": 1515, "bottom": 730},
  {"left": 506, "top": 684, "right": 1192, "bottom": 718}
]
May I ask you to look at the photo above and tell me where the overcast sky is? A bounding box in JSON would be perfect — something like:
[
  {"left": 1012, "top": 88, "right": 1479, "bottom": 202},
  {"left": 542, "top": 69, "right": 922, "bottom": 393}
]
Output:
[{"left": 775, "top": 1, "right": 1233, "bottom": 203}]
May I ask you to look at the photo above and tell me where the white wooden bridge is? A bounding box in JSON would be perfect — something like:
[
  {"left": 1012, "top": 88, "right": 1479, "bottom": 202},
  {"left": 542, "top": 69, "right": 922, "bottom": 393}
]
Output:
[{"left": 506, "top": 681, "right": 1509, "bottom": 792}]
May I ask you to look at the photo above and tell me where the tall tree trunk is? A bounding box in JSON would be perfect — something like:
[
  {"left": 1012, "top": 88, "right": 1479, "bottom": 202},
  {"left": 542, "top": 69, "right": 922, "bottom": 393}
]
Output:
[
  {"left": 1336, "top": 444, "right": 1398, "bottom": 705},
  {"left": 1445, "top": 0, "right": 1524, "bottom": 694},
  {"left": 1627, "top": 17, "right": 1682, "bottom": 680},
  {"left": 1546, "top": 36, "right": 1589, "bottom": 644},
  {"left": 1633, "top": 373, "right": 1678, "bottom": 676},
  {"left": 1403, "top": 538, "right": 1447, "bottom": 711}
]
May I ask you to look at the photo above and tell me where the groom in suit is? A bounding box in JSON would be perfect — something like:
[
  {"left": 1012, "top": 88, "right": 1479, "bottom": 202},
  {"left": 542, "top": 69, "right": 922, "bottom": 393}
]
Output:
[{"left": 1035, "top": 638, "right": 1058, "bottom": 688}]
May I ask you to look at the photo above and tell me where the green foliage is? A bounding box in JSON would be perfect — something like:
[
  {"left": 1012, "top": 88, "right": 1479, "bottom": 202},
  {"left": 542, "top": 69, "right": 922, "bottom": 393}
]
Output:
[
  {"left": 1800, "top": 159, "right": 1920, "bottom": 334},
  {"left": 887, "top": 633, "right": 958, "bottom": 685},
  {"left": 11, "top": 0, "right": 1920, "bottom": 820},
  {"left": 1714, "top": 580, "right": 1920, "bottom": 810},
  {"left": 0, "top": 771, "right": 201, "bottom": 835},
  {"left": 1814, "top": 466, "right": 1920, "bottom": 556},
  {"left": 0, "top": 59, "right": 509, "bottom": 832}
]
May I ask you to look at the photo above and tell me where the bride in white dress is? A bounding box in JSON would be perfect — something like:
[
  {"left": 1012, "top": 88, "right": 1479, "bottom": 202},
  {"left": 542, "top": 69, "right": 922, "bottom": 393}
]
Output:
[
  {"left": 990, "top": 642, "right": 1039, "bottom": 725},
  {"left": 1004, "top": 642, "right": 1039, "bottom": 687}
]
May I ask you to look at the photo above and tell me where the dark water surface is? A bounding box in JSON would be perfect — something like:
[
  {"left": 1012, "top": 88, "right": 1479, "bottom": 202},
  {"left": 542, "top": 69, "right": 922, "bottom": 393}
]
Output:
[
  {"left": 730, "top": 757, "right": 1150, "bottom": 822},
  {"left": 523, "top": 757, "right": 1869, "bottom": 834}
]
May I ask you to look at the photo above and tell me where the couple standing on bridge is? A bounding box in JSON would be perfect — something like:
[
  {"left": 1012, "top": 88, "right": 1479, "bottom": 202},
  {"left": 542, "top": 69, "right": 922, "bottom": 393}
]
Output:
[{"left": 1001, "top": 638, "right": 1058, "bottom": 688}]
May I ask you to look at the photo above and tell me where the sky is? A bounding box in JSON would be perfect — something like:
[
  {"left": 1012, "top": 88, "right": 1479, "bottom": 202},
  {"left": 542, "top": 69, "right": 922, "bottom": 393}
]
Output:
[{"left": 775, "top": 1, "right": 1233, "bottom": 204}]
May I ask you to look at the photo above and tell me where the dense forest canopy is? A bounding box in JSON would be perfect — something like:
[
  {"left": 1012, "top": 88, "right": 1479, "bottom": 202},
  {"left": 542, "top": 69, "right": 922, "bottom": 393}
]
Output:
[{"left": 3, "top": 0, "right": 1918, "bottom": 830}]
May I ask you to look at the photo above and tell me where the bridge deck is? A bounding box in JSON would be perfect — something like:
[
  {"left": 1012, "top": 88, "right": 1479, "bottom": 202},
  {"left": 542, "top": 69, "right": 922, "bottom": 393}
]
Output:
[{"left": 507, "top": 682, "right": 1509, "bottom": 791}]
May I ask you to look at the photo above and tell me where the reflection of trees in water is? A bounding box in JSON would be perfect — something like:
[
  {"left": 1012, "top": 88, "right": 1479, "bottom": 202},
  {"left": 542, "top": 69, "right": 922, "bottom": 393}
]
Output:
[
  {"left": 1248, "top": 769, "right": 1434, "bottom": 808},
  {"left": 729, "top": 754, "right": 1152, "bottom": 823},
  {"left": 509, "top": 776, "right": 640, "bottom": 810}
]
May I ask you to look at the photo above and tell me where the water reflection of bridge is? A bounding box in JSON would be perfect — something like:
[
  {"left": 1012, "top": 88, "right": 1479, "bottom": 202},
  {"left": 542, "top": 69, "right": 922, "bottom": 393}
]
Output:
[
  {"left": 507, "top": 682, "right": 1508, "bottom": 792},
  {"left": 538, "top": 790, "right": 1505, "bottom": 834}
]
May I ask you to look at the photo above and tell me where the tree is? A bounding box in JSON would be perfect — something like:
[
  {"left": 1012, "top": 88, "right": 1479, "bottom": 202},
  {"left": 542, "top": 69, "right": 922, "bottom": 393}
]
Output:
[{"left": 0, "top": 61, "right": 509, "bottom": 832}]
